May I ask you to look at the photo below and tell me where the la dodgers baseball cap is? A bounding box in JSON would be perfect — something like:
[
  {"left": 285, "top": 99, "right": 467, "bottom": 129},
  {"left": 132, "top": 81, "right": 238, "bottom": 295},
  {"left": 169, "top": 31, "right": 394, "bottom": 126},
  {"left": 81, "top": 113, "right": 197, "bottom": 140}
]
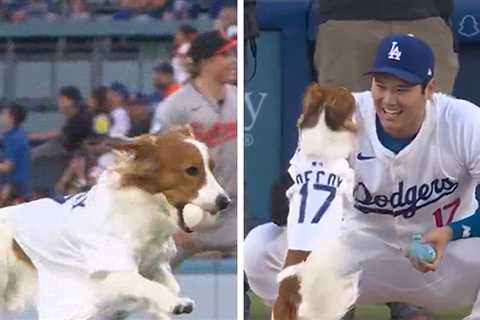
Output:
[{"left": 365, "top": 34, "right": 435, "bottom": 85}]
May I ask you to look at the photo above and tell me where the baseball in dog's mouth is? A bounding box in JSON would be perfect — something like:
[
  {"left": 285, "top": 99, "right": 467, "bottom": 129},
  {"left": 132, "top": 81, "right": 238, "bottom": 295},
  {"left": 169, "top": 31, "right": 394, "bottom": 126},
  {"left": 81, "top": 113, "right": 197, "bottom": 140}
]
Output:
[
  {"left": 176, "top": 200, "right": 226, "bottom": 232},
  {"left": 178, "top": 209, "right": 193, "bottom": 233}
]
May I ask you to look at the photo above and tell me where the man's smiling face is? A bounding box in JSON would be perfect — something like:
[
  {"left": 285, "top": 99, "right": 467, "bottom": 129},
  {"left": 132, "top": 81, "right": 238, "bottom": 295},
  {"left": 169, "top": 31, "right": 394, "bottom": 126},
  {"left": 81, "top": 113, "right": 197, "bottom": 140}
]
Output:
[{"left": 371, "top": 73, "right": 434, "bottom": 138}]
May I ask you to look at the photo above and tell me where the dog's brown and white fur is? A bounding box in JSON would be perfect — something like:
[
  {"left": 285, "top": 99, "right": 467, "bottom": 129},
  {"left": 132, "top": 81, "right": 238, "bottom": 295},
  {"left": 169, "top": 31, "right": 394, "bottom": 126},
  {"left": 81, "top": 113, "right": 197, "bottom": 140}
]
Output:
[
  {"left": 274, "top": 84, "right": 359, "bottom": 320},
  {"left": 0, "top": 128, "right": 230, "bottom": 319}
]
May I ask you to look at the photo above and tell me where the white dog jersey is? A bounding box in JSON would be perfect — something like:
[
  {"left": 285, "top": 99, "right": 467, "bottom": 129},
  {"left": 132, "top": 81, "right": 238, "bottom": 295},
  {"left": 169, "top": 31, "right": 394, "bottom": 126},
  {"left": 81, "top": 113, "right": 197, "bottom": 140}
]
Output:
[
  {"left": 287, "top": 149, "right": 354, "bottom": 251},
  {"left": 6, "top": 186, "right": 137, "bottom": 276},
  {"left": 3, "top": 180, "right": 142, "bottom": 319}
]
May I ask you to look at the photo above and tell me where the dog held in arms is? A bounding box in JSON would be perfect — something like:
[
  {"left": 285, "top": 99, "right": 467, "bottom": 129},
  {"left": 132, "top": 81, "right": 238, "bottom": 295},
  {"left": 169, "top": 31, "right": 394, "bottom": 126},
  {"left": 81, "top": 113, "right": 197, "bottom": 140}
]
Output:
[
  {"left": 0, "top": 127, "right": 230, "bottom": 319},
  {"left": 272, "top": 83, "right": 360, "bottom": 320}
]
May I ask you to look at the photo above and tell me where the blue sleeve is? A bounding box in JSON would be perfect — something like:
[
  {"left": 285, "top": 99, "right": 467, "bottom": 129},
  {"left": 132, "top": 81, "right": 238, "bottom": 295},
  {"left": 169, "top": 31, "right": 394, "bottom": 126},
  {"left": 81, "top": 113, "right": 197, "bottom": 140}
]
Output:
[
  {"left": 3, "top": 137, "right": 18, "bottom": 163},
  {"left": 449, "top": 211, "right": 480, "bottom": 240}
]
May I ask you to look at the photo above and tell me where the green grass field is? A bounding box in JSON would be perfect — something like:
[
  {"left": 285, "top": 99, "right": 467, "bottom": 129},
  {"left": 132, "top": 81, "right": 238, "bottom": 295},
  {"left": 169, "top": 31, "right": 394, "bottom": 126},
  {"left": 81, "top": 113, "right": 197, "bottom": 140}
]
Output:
[{"left": 249, "top": 293, "right": 468, "bottom": 320}]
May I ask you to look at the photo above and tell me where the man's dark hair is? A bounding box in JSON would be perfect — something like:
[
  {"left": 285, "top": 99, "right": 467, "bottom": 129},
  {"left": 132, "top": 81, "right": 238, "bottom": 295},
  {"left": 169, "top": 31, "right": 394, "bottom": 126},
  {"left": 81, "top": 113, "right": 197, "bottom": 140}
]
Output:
[
  {"left": 4, "top": 102, "right": 27, "bottom": 127},
  {"left": 91, "top": 85, "right": 110, "bottom": 113},
  {"left": 153, "top": 62, "right": 174, "bottom": 75},
  {"left": 178, "top": 24, "right": 197, "bottom": 37},
  {"left": 372, "top": 75, "right": 431, "bottom": 94},
  {"left": 421, "top": 79, "right": 432, "bottom": 94},
  {"left": 59, "top": 85, "right": 83, "bottom": 107}
]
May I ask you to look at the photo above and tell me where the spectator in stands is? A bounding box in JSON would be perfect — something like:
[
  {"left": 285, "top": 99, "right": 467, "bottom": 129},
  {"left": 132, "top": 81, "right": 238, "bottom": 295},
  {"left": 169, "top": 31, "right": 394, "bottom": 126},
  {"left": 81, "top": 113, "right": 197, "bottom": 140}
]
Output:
[
  {"left": 107, "top": 81, "right": 131, "bottom": 137},
  {"left": 7, "top": 0, "right": 57, "bottom": 23},
  {"left": 66, "top": 0, "right": 90, "bottom": 20},
  {"left": 54, "top": 149, "right": 93, "bottom": 194},
  {"left": 126, "top": 93, "right": 152, "bottom": 137},
  {"left": 87, "top": 85, "right": 111, "bottom": 137},
  {"left": 113, "top": 0, "right": 170, "bottom": 21},
  {"left": 174, "top": 24, "right": 198, "bottom": 47},
  {"left": 30, "top": 85, "right": 92, "bottom": 162},
  {"left": 116, "top": 0, "right": 148, "bottom": 11},
  {"left": 209, "top": 0, "right": 236, "bottom": 19},
  {"left": 149, "top": 62, "right": 180, "bottom": 105},
  {"left": 213, "top": 7, "right": 238, "bottom": 86},
  {"left": 214, "top": 6, "right": 237, "bottom": 39},
  {"left": 86, "top": 81, "right": 132, "bottom": 179},
  {"left": 0, "top": 1, "right": 8, "bottom": 22},
  {"left": 151, "top": 30, "right": 237, "bottom": 265},
  {"left": 0, "top": 102, "right": 31, "bottom": 206},
  {"left": 165, "top": 0, "right": 200, "bottom": 20},
  {"left": 172, "top": 24, "right": 198, "bottom": 84},
  {"left": 55, "top": 86, "right": 112, "bottom": 195},
  {"left": 144, "top": 0, "right": 170, "bottom": 19},
  {"left": 113, "top": 0, "right": 147, "bottom": 20}
]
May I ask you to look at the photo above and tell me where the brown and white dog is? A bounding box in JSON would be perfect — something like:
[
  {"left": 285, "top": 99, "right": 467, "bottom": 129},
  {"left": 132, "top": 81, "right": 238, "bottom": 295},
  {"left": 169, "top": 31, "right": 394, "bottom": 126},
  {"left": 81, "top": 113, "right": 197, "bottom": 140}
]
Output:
[
  {"left": 0, "top": 127, "right": 230, "bottom": 320},
  {"left": 273, "top": 84, "right": 359, "bottom": 320},
  {"left": 297, "top": 83, "right": 356, "bottom": 161}
]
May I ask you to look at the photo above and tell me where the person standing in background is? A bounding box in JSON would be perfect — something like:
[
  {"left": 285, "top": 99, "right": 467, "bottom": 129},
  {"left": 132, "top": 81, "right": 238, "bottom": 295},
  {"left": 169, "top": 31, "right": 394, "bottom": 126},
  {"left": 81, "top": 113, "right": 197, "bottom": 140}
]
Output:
[
  {"left": 314, "top": 0, "right": 458, "bottom": 93},
  {"left": 87, "top": 85, "right": 111, "bottom": 137},
  {"left": 214, "top": 6, "right": 237, "bottom": 38},
  {"left": 149, "top": 62, "right": 181, "bottom": 105},
  {"left": 0, "top": 102, "right": 31, "bottom": 206},
  {"left": 151, "top": 30, "right": 237, "bottom": 264},
  {"left": 171, "top": 24, "right": 198, "bottom": 84},
  {"left": 30, "top": 85, "right": 92, "bottom": 161},
  {"left": 107, "top": 81, "right": 131, "bottom": 137},
  {"left": 127, "top": 93, "right": 152, "bottom": 137}
]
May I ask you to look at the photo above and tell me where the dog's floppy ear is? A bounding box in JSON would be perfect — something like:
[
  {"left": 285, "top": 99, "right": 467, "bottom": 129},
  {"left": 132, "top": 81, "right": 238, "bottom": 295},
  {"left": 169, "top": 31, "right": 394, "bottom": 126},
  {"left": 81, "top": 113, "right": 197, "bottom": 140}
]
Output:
[
  {"left": 298, "top": 83, "right": 326, "bottom": 129},
  {"left": 324, "top": 87, "right": 356, "bottom": 132},
  {"left": 104, "top": 135, "right": 153, "bottom": 158},
  {"left": 104, "top": 136, "right": 137, "bottom": 151},
  {"left": 165, "top": 125, "right": 196, "bottom": 139}
]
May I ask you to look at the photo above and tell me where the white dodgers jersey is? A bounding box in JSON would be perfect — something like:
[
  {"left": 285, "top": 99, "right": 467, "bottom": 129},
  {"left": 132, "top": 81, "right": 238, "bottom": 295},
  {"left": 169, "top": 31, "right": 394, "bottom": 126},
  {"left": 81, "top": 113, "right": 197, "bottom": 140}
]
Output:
[
  {"left": 347, "top": 92, "right": 480, "bottom": 248},
  {"left": 287, "top": 149, "right": 354, "bottom": 251}
]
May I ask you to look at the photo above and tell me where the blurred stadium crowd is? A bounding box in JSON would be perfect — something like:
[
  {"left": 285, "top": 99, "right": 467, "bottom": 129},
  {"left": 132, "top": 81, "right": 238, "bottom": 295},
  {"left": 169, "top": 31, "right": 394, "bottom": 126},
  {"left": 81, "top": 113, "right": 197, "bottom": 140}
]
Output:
[
  {"left": 0, "top": 0, "right": 235, "bottom": 23},
  {"left": 0, "top": 2, "right": 237, "bottom": 213}
]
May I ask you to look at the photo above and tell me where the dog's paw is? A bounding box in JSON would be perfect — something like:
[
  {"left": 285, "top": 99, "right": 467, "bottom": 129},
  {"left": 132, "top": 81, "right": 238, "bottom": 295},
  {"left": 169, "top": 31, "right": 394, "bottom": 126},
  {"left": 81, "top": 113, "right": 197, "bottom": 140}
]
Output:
[{"left": 172, "top": 297, "right": 194, "bottom": 314}]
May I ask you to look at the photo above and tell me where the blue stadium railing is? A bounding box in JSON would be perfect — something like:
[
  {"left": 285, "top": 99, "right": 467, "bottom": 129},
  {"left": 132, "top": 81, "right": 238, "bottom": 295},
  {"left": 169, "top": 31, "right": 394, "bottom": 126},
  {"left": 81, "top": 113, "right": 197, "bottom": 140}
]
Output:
[{"left": 0, "top": 19, "right": 212, "bottom": 38}]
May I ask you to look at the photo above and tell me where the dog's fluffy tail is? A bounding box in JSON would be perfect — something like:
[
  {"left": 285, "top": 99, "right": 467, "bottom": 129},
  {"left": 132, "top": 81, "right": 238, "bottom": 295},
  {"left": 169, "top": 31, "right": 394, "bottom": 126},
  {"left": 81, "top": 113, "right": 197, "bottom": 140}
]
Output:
[
  {"left": 292, "top": 241, "right": 360, "bottom": 320},
  {"left": 0, "top": 210, "right": 14, "bottom": 309},
  {"left": 0, "top": 207, "right": 38, "bottom": 312}
]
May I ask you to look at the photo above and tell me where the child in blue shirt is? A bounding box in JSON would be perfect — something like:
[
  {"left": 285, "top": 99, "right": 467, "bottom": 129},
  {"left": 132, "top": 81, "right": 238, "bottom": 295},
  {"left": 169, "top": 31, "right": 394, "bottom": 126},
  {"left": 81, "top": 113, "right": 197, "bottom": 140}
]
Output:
[{"left": 0, "top": 102, "right": 31, "bottom": 205}]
